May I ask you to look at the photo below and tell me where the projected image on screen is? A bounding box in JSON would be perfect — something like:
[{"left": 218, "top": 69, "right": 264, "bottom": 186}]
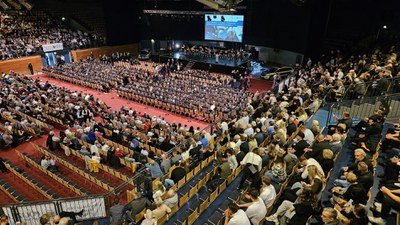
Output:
[{"left": 205, "top": 14, "right": 244, "bottom": 43}]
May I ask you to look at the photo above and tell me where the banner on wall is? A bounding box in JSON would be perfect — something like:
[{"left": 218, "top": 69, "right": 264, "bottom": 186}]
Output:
[
  {"left": 16, "top": 203, "right": 57, "bottom": 225},
  {"left": 42, "top": 43, "right": 64, "bottom": 52}
]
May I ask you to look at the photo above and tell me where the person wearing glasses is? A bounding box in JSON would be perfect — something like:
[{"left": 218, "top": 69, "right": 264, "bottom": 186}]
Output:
[{"left": 321, "top": 207, "right": 342, "bottom": 225}]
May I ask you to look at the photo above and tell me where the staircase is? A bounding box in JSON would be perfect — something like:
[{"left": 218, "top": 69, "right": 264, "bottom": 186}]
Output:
[{"left": 185, "top": 61, "right": 196, "bottom": 70}]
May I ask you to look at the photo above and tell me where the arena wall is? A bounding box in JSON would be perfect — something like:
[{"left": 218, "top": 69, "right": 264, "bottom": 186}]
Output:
[
  {"left": 0, "top": 56, "right": 42, "bottom": 75},
  {"left": 70, "top": 44, "right": 139, "bottom": 61}
]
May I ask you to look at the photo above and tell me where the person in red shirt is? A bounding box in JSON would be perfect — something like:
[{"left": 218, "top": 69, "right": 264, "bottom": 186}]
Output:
[{"left": 114, "top": 148, "right": 126, "bottom": 158}]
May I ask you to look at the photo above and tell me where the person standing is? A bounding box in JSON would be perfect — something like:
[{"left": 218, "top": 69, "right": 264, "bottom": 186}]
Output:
[
  {"left": 28, "top": 63, "right": 34, "bottom": 75},
  {"left": 109, "top": 198, "right": 124, "bottom": 225}
]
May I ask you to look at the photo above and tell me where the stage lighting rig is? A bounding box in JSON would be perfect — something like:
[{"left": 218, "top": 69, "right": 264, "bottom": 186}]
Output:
[{"left": 196, "top": 0, "right": 243, "bottom": 12}]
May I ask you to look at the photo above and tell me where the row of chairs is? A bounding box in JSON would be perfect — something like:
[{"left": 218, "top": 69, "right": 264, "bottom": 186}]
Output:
[
  {"left": 68, "top": 140, "right": 130, "bottom": 182},
  {"left": 181, "top": 165, "right": 243, "bottom": 225},
  {"left": 132, "top": 154, "right": 217, "bottom": 225},
  {"left": 1, "top": 111, "right": 37, "bottom": 136},
  {"left": 33, "top": 143, "right": 115, "bottom": 192},
  {"left": 16, "top": 151, "right": 89, "bottom": 196},
  {"left": 0, "top": 175, "right": 26, "bottom": 203},
  {"left": 42, "top": 113, "right": 65, "bottom": 127},
  {"left": 7, "top": 107, "right": 53, "bottom": 132},
  {"left": 46, "top": 72, "right": 105, "bottom": 92},
  {"left": 116, "top": 90, "right": 228, "bottom": 123},
  {"left": 4, "top": 161, "right": 60, "bottom": 199}
]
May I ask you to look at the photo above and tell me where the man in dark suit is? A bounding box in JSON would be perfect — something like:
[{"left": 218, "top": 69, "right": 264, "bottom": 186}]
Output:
[
  {"left": 290, "top": 132, "right": 309, "bottom": 158},
  {"left": 305, "top": 134, "right": 331, "bottom": 160}
]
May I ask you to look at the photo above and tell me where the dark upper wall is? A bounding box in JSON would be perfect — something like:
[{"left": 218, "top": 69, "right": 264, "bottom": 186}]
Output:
[
  {"left": 34, "top": 0, "right": 400, "bottom": 54},
  {"left": 103, "top": 0, "right": 142, "bottom": 45}
]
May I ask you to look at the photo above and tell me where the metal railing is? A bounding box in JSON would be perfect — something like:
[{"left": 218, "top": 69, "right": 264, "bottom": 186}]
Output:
[
  {"left": 340, "top": 76, "right": 400, "bottom": 100},
  {"left": 326, "top": 93, "right": 400, "bottom": 127}
]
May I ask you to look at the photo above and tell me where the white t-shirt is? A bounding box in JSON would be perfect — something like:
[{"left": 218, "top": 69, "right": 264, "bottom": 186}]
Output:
[
  {"left": 260, "top": 185, "right": 276, "bottom": 208},
  {"left": 245, "top": 197, "right": 267, "bottom": 225},
  {"left": 240, "top": 152, "right": 262, "bottom": 172},
  {"left": 228, "top": 209, "right": 251, "bottom": 225},
  {"left": 303, "top": 128, "right": 315, "bottom": 145}
]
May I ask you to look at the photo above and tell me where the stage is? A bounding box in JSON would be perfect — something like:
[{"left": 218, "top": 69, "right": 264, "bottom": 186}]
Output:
[{"left": 157, "top": 51, "right": 249, "bottom": 74}]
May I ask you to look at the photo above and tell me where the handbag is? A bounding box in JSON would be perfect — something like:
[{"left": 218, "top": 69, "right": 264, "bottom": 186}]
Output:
[{"left": 248, "top": 163, "right": 258, "bottom": 174}]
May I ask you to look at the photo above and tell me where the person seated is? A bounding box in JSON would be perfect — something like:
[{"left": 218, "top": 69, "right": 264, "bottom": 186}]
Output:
[
  {"left": 78, "top": 146, "right": 91, "bottom": 156},
  {"left": 289, "top": 132, "right": 309, "bottom": 158},
  {"left": 266, "top": 186, "right": 318, "bottom": 225},
  {"left": 152, "top": 181, "right": 166, "bottom": 200},
  {"left": 336, "top": 204, "right": 369, "bottom": 225},
  {"left": 369, "top": 186, "right": 400, "bottom": 225},
  {"left": 318, "top": 149, "right": 335, "bottom": 175},
  {"left": 164, "top": 161, "right": 186, "bottom": 189},
  {"left": 150, "top": 197, "right": 171, "bottom": 220},
  {"left": 163, "top": 189, "right": 178, "bottom": 209},
  {"left": 223, "top": 203, "right": 251, "bottom": 225},
  {"left": 237, "top": 188, "right": 267, "bottom": 225},
  {"left": 145, "top": 159, "right": 164, "bottom": 179},
  {"left": 331, "top": 172, "right": 367, "bottom": 206},
  {"left": 264, "top": 155, "right": 287, "bottom": 184},
  {"left": 123, "top": 190, "right": 152, "bottom": 222},
  {"left": 259, "top": 176, "right": 276, "bottom": 208}
]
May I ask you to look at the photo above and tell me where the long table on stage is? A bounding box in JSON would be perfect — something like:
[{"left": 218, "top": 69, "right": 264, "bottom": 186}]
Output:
[{"left": 157, "top": 52, "right": 249, "bottom": 74}]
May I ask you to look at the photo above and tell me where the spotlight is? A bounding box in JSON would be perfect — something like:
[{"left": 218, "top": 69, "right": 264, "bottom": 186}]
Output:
[
  {"left": 175, "top": 43, "right": 180, "bottom": 49},
  {"left": 151, "top": 39, "right": 155, "bottom": 43},
  {"left": 61, "top": 17, "right": 65, "bottom": 21},
  {"left": 383, "top": 25, "right": 387, "bottom": 29}
]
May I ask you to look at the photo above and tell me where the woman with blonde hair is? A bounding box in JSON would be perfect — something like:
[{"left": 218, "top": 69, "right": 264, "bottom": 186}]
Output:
[
  {"left": 311, "top": 120, "right": 321, "bottom": 136},
  {"left": 151, "top": 197, "right": 171, "bottom": 220},
  {"left": 297, "top": 108, "right": 308, "bottom": 123},
  {"left": 293, "top": 165, "right": 325, "bottom": 198},
  {"left": 152, "top": 181, "right": 166, "bottom": 200}
]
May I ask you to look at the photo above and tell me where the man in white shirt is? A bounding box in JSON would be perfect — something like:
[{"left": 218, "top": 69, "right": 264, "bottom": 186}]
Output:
[
  {"left": 90, "top": 142, "right": 100, "bottom": 156},
  {"left": 300, "top": 125, "right": 315, "bottom": 145},
  {"left": 239, "top": 148, "right": 262, "bottom": 190},
  {"left": 238, "top": 189, "right": 267, "bottom": 225},
  {"left": 260, "top": 176, "right": 277, "bottom": 208},
  {"left": 224, "top": 203, "right": 251, "bottom": 225}
]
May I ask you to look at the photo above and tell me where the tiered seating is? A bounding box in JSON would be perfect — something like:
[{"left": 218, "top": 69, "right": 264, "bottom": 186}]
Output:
[
  {"left": 60, "top": 142, "right": 130, "bottom": 182},
  {"left": 0, "top": 176, "right": 26, "bottom": 203},
  {"left": 16, "top": 151, "right": 90, "bottom": 196},
  {"left": 31, "top": 144, "right": 115, "bottom": 192},
  {"left": 4, "top": 161, "right": 60, "bottom": 199},
  {"left": 7, "top": 107, "right": 53, "bottom": 132}
]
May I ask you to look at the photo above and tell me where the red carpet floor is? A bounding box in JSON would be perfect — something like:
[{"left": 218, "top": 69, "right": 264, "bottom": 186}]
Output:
[
  {"left": 0, "top": 73, "right": 273, "bottom": 204},
  {"left": 249, "top": 79, "right": 273, "bottom": 93},
  {"left": 37, "top": 75, "right": 209, "bottom": 129}
]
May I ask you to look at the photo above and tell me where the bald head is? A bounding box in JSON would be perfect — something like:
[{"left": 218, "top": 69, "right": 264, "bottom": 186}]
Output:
[{"left": 53, "top": 215, "right": 61, "bottom": 224}]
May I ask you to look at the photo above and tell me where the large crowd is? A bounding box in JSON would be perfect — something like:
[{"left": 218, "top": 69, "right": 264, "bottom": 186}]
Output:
[
  {"left": 44, "top": 60, "right": 249, "bottom": 119},
  {"left": 0, "top": 11, "right": 105, "bottom": 60},
  {"left": 0, "top": 16, "right": 400, "bottom": 224},
  {"left": 180, "top": 44, "right": 249, "bottom": 62}
]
